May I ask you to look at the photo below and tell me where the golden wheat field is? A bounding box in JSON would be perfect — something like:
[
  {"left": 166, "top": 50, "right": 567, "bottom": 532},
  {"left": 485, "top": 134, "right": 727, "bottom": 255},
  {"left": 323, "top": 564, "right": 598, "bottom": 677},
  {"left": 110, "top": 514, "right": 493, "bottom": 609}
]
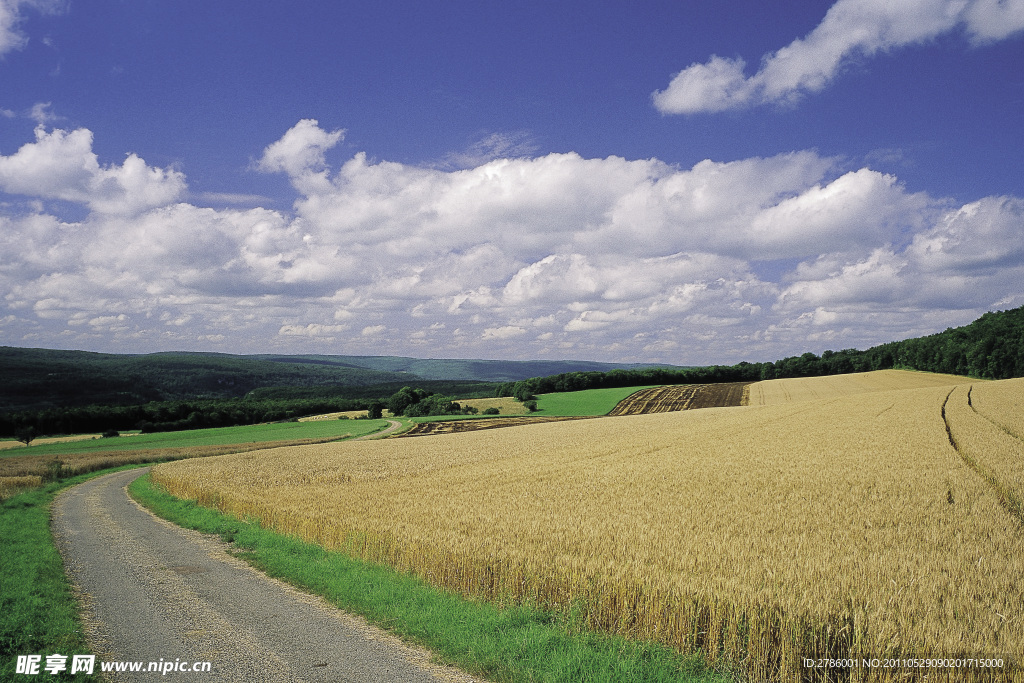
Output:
[
  {"left": 0, "top": 433, "right": 104, "bottom": 450},
  {"left": 454, "top": 395, "right": 527, "bottom": 415},
  {"left": 298, "top": 410, "right": 370, "bottom": 421},
  {"left": 746, "top": 369, "right": 975, "bottom": 405},
  {"left": 152, "top": 371, "right": 1023, "bottom": 682}
]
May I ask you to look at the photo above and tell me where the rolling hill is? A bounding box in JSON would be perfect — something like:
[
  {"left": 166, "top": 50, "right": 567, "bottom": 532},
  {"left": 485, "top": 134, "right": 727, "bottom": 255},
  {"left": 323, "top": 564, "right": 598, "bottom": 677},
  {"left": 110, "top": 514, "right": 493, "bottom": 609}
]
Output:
[{"left": 0, "top": 347, "right": 675, "bottom": 413}]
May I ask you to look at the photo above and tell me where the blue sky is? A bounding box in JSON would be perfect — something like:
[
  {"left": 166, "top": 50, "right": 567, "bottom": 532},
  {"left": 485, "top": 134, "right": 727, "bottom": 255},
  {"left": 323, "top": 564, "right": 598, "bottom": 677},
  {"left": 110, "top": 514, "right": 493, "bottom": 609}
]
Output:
[{"left": 1, "top": 0, "right": 1023, "bottom": 364}]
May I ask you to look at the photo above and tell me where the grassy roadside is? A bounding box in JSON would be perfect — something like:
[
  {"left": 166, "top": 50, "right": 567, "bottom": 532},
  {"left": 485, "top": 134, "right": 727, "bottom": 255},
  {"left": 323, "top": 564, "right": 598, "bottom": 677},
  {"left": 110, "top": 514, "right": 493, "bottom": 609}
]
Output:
[
  {"left": 0, "top": 465, "right": 150, "bottom": 683},
  {"left": 129, "top": 474, "right": 731, "bottom": 683},
  {"left": 1, "top": 420, "right": 404, "bottom": 681}
]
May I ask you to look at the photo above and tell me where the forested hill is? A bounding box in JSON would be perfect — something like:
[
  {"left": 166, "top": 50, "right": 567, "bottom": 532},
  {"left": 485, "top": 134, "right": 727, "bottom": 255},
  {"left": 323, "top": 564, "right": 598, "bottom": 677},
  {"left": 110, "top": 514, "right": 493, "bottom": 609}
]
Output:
[
  {"left": 3, "top": 305, "right": 1021, "bottom": 415},
  {"left": 0, "top": 348, "right": 673, "bottom": 413},
  {"left": 498, "top": 305, "right": 1024, "bottom": 397},
  {"left": 249, "top": 354, "right": 664, "bottom": 382},
  {"left": 869, "top": 306, "right": 1024, "bottom": 379}
]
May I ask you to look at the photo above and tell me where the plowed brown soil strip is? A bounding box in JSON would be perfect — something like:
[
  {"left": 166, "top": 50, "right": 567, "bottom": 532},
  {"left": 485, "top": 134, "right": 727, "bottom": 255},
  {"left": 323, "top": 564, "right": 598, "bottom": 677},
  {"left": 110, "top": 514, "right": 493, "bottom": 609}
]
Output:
[
  {"left": 398, "top": 416, "right": 595, "bottom": 437},
  {"left": 608, "top": 382, "right": 750, "bottom": 416},
  {"left": 397, "top": 383, "right": 750, "bottom": 437}
]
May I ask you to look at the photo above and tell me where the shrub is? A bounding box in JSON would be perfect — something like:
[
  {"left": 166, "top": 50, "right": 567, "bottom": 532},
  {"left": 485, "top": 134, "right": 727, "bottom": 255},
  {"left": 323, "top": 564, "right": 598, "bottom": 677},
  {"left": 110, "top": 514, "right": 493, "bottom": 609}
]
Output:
[
  {"left": 15, "top": 427, "right": 36, "bottom": 446},
  {"left": 42, "top": 459, "right": 65, "bottom": 483}
]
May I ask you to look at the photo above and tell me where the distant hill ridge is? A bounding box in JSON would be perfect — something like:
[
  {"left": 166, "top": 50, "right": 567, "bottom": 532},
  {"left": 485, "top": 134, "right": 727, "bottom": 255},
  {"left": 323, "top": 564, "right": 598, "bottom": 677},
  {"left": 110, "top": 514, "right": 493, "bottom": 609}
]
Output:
[
  {"left": 3, "top": 303, "right": 1022, "bottom": 414},
  {"left": 250, "top": 354, "right": 666, "bottom": 382},
  {"left": 0, "top": 347, "right": 676, "bottom": 413}
]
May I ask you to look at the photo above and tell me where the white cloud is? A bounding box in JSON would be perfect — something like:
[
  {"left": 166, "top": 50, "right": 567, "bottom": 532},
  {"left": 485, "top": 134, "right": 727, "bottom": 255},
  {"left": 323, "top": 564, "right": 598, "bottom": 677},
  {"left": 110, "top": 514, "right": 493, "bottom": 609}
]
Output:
[
  {"left": 278, "top": 323, "right": 348, "bottom": 337},
  {"left": 27, "top": 101, "right": 57, "bottom": 124},
  {"left": 481, "top": 325, "right": 527, "bottom": 340},
  {"left": 256, "top": 118, "right": 344, "bottom": 195},
  {"left": 441, "top": 131, "right": 539, "bottom": 169},
  {"left": 0, "top": 126, "right": 186, "bottom": 214},
  {"left": 0, "top": 0, "right": 59, "bottom": 56},
  {"left": 907, "top": 196, "right": 1024, "bottom": 273},
  {"left": 653, "top": 0, "right": 1024, "bottom": 114},
  {"left": 652, "top": 55, "right": 756, "bottom": 115},
  {"left": 776, "top": 197, "right": 1024, "bottom": 335},
  {"left": 1, "top": 121, "right": 1022, "bottom": 362}
]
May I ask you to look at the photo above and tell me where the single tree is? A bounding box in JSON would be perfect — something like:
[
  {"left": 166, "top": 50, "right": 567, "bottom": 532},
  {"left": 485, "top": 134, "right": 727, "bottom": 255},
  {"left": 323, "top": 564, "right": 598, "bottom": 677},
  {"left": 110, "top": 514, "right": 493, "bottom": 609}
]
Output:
[{"left": 15, "top": 426, "right": 36, "bottom": 446}]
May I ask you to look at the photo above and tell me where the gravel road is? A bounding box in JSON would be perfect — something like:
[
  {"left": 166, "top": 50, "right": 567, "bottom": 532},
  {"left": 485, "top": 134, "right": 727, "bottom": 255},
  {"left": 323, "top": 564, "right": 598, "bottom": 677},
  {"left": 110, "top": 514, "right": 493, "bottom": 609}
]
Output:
[
  {"left": 353, "top": 419, "right": 404, "bottom": 440},
  {"left": 52, "top": 468, "right": 484, "bottom": 683}
]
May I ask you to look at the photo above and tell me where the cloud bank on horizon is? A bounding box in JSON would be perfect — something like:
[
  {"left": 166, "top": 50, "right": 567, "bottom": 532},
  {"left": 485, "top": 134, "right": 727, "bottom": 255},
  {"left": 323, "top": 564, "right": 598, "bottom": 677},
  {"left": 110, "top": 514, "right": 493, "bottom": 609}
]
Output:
[
  {"left": 2, "top": 118, "right": 1021, "bottom": 364},
  {"left": 653, "top": 0, "right": 1024, "bottom": 114},
  {"left": 0, "top": 0, "right": 1022, "bottom": 365}
]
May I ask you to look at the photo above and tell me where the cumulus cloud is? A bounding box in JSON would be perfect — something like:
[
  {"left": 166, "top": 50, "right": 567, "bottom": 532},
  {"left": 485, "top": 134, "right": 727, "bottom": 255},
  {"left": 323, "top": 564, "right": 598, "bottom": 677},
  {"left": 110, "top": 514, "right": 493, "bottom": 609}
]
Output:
[
  {"left": 781, "top": 195, "right": 1024, "bottom": 306},
  {"left": 256, "top": 119, "right": 344, "bottom": 195},
  {"left": 1, "top": 120, "right": 1022, "bottom": 362},
  {"left": 0, "top": 126, "right": 186, "bottom": 214},
  {"left": 653, "top": 0, "right": 1024, "bottom": 114}
]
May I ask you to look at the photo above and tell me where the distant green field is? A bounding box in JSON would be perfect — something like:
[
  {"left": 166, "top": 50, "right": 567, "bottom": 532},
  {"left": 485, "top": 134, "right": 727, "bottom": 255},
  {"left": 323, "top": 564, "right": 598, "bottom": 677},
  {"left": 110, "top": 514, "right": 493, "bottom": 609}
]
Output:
[
  {"left": 1, "top": 419, "right": 392, "bottom": 458},
  {"left": 5, "top": 385, "right": 658, "bottom": 450},
  {"left": 533, "top": 385, "right": 656, "bottom": 416},
  {"left": 408, "top": 385, "right": 658, "bottom": 423}
]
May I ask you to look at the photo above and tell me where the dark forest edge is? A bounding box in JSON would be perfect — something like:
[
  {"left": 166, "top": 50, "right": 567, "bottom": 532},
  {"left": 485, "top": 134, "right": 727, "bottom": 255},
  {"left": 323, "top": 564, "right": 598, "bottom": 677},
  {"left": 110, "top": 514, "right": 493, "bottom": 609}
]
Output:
[
  {"left": 3, "top": 305, "right": 1022, "bottom": 439},
  {"left": 0, "top": 382, "right": 498, "bottom": 439},
  {"left": 494, "top": 305, "right": 1024, "bottom": 396},
  {"left": 0, "top": 348, "right": 669, "bottom": 414}
]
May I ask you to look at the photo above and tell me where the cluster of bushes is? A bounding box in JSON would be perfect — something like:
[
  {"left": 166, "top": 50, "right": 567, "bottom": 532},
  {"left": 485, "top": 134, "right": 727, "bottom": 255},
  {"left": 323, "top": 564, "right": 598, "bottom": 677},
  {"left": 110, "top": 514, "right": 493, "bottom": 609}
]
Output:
[{"left": 371, "top": 386, "right": 479, "bottom": 418}]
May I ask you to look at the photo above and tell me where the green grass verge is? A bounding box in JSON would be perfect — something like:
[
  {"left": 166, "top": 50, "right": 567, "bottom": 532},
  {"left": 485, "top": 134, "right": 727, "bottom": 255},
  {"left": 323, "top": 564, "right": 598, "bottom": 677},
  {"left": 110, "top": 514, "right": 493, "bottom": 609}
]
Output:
[
  {"left": 0, "top": 465, "right": 152, "bottom": 682},
  {"left": 533, "top": 386, "right": 658, "bottom": 417},
  {"left": 129, "top": 474, "right": 730, "bottom": 683},
  {"left": 2, "top": 418, "right": 393, "bottom": 459}
]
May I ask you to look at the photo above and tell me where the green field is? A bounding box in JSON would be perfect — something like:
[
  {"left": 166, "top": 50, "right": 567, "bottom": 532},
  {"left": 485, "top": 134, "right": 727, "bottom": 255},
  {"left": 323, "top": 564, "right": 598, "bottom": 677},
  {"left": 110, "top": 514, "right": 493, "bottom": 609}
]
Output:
[
  {"left": 5, "top": 384, "right": 656, "bottom": 457},
  {"left": 532, "top": 385, "right": 656, "bottom": 416},
  {"left": 405, "top": 385, "right": 656, "bottom": 424},
  {"left": 2, "top": 419, "right": 393, "bottom": 458}
]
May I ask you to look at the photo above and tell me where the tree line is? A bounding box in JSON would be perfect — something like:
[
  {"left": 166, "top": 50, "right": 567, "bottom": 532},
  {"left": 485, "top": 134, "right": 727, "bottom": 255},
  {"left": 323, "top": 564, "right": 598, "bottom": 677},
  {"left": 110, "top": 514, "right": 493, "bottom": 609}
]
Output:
[
  {"left": 0, "top": 396, "right": 371, "bottom": 438},
  {"left": 4, "top": 305, "right": 1021, "bottom": 438},
  {"left": 0, "top": 386, "right": 481, "bottom": 437},
  {"left": 496, "top": 305, "right": 1024, "bottom": 399}
]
